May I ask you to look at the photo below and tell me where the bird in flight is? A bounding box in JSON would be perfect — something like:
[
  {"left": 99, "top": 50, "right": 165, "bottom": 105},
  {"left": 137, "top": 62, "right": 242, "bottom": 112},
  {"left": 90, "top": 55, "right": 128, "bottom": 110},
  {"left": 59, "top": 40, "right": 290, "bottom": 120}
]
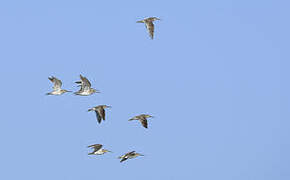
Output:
[
  {"left": 129, "top": 114, "right": 153, "bottom": 128},
  {"left": 46, "top": 76, "right": 71, "bottom": 95},
  {"left": 74, "top": 74, "right": 99, "bottom": 96},
  {"left": 137, "top": 17, "right": 161, "bottom": 39},
  {"left": 88, "top": 105, "right": 111, "bottom": 124},
  {"left": 88, "top": 144, "right": 111, "bottom": 155},
  {"left": 118, "top": 151, "right": 144, "bottom": 163}
]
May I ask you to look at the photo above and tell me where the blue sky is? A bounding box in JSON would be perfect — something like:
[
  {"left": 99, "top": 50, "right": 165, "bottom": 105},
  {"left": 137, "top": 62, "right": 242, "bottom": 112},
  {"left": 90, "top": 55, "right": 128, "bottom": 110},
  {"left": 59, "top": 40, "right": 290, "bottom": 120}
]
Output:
[{"left": 0, "top": 0, "right": 288, "bottom": 179}]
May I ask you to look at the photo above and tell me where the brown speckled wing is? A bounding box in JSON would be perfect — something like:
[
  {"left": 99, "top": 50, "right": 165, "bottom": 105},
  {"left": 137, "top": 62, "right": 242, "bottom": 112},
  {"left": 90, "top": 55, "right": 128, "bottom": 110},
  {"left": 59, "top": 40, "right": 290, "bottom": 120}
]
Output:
[
  {"left": 120, "top": 157, "right": 128, "bottom": 162},
  {"left": 95, "top": 111, "right": 102, "bottom": 123},
  {"left": 88, "top": 144, "right": 102, "bottom": 152},
  {"left": 146, "top": 21, "right": 154, "bottom": 39},
  {"left": 140, "top": 117, "right": 148, "bottom": 128},
  {"left": 96, "top": 107, "right": 105, "bottom": 121},
  {"left": 80, "top": 75, "right": 92, "bottom": 88},
  {"left": 49, "top": 76, "right": 62, "bottom": 90},
  {"left": 100, "top": 108, "right": 105, "bottom": 120}
]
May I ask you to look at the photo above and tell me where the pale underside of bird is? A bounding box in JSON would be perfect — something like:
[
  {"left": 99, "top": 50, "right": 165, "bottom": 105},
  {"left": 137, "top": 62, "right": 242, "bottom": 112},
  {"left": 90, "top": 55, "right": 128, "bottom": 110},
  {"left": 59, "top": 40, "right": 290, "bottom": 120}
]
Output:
[
  {"left": 88, "top": 105, "right": 111, "bottom": 124},
  {"left": 118, "top": 151, "right": 144, "bottom": 163},
  {"left": 88, "top": 144, "right": 111, "bottom": 155},
  {"left": 74, "top": 74, "right": 100, "bottom": 96},
  {"left": 137, "top": 17, "right": 161, "bottom": 39},
  {"left": 129, "top": 114, "right": 153, "bottom": 128},
  {"left": 46, "top": 76, "right": 71, "bottom": 95}
]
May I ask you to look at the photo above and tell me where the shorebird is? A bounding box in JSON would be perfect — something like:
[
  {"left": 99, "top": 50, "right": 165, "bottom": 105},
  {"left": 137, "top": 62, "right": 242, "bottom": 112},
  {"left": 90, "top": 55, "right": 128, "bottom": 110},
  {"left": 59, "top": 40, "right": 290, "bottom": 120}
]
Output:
[
  {"left": 74, "top": 74, "right": 99, "bottom": 96},
  {"left": 87, "top": 144, "right": 111, "bottom": 155},
  {"left": 137, "top": 17, "right": 161, "bottom": 39},
  {"left": 88, "top": 105, "right": 111, "bottom": 124},
  {"left": 46, "top": 76, "right": 71, "bottom": 95},
  {"left": 118, "top": 151, "right": 144, "bottom": 163},
  {"left": 129, "top": 114, "right": 153, "bottom": 128}
]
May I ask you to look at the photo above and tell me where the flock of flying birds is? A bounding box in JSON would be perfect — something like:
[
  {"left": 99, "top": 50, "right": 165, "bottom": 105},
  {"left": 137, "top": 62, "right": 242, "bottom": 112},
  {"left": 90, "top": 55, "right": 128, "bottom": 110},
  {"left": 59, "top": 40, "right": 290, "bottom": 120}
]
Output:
[{"left": 46, "top": 18, "right": 160, "bottom": 163}]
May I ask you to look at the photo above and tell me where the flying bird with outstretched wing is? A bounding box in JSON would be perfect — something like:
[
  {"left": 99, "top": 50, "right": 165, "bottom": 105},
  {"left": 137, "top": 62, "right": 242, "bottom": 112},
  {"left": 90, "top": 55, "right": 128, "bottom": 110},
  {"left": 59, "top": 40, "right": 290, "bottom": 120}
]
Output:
[
  {"left": 118, "top": 151, "right": 144, "bottom": 163},
  {"left": 88, "top": 144, "right": 111, "bottom": 155},
  {"left": 74, "top": 74, "right": 100, "bottom": 96},
  {"left": 137, "top": 17, "right": 161, "bottom": 39},
  {"left": 129, "top": 114, "right": 154, "bottom": 128},
  {"left": 46, "top": 76, "right": 71, "bottom": 95},
  {"left": 88, "top": 105, "right": 111, "bottom": 124}
]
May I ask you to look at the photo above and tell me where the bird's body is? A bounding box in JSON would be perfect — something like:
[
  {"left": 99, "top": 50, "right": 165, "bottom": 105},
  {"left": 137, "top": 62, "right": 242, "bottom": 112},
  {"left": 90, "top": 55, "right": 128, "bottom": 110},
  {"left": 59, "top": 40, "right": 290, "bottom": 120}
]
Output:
[
  {"left": 129, "top": 114, "right": 153, "bottom": 128},
  {"left": 74, "top": 75, "right": 99, "bottom": 96},
  {"left": 118, "top": 151, "right": 144, "bottom": 162},
  {"left": 88, "top": 144, "right": 111, "bottom": 155},
  {"left": 46, "top": 76, "right": 71, "bottom": 95},
  {"left": 88, "top": 105, "right": 111, "bottom": 124},
  {"left": 76, "top": 91, "right": 94, "bottom": 96},
  {"left": 137, "top": 17, "right": 160, "bottom": 39}
]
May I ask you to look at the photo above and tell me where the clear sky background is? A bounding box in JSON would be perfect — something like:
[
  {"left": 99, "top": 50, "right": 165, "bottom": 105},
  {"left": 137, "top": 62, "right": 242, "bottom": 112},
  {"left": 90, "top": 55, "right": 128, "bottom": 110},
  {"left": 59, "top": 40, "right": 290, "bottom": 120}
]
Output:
[{"left": 0, "top": 0, "right": 288, "bottom": 179}]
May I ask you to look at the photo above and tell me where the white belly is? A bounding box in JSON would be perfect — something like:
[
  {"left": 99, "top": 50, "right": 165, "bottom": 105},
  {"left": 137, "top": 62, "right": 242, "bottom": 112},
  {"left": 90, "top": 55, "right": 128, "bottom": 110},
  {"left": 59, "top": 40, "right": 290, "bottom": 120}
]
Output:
[
  {"left": 80, "top": 91, "right": 91, "bottom": 96},
  {"left": 51, "top": 90, "right": 63, "bottom": 95},
  {"left": 95, "top": 150, "right": 104, "bottom": 155}
]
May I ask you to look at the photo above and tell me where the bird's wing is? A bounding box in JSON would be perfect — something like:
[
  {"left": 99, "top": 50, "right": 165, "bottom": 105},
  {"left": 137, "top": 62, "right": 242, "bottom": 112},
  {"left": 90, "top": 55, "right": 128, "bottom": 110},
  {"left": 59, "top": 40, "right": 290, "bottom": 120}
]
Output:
[
  {"left": 139, "top": 117, "right": 148, "bottom": 128},
  {"left": 145, "top": 21, "right": 154, "bottom": 39},
  {"left": 120, "top": 151, "right": 134, "bottom": 162},
  {"left": 95, "top": 110, "right": 102, "bottom": 123},
  {"left": 120, "top": 157, "right": 128, "bottom": 162},
  {"left": 126, "top": 151, "right": 136, "bottom": 157},
  {"left": 49, "top": 76, "right": 62, "bottom": 90},
  {"left": 97, "top": 107, "right": 105, "bottom": 121},
  {"left": 75, "top": 78, "right": 84, "bottom": 92},
  {"left": 80, "top": 75, "right": 92, "bottom": 90},
  {"left": 130, "top": 115, "right": 138, "bottom": 120},
  {"left": 88, "top": 144, "right": 102, "bottom": 152}
]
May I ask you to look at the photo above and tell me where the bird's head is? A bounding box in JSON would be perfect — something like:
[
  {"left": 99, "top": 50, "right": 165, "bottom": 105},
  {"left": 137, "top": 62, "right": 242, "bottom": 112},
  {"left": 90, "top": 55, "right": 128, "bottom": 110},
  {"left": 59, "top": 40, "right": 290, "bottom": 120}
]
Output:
[
  {"left": 63, "top": 89, "right": 72, "bottom": 93},
  {"left": 88, "top": 108, "right": 94, "bottom": 112},
  {"left": 92, "top": 88, "right": 100, "bottom": 93},
  {"left": 136, "top": 153, "right": 144, "bottom": 157},
  {"left": 128, "top": 117, "right": 136, "bottom": 121},
  {"left": 145, "top": 114, "right": 154, "bottom": 118},
  {"left": 103, "top": 149, "right": 112, "bottom": 153},
  {"left": 103, "top": 105, "right": 112, "bottom": 109},
  {"left": 152, "top": 17, "right": 161, "bottom": 21}
]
